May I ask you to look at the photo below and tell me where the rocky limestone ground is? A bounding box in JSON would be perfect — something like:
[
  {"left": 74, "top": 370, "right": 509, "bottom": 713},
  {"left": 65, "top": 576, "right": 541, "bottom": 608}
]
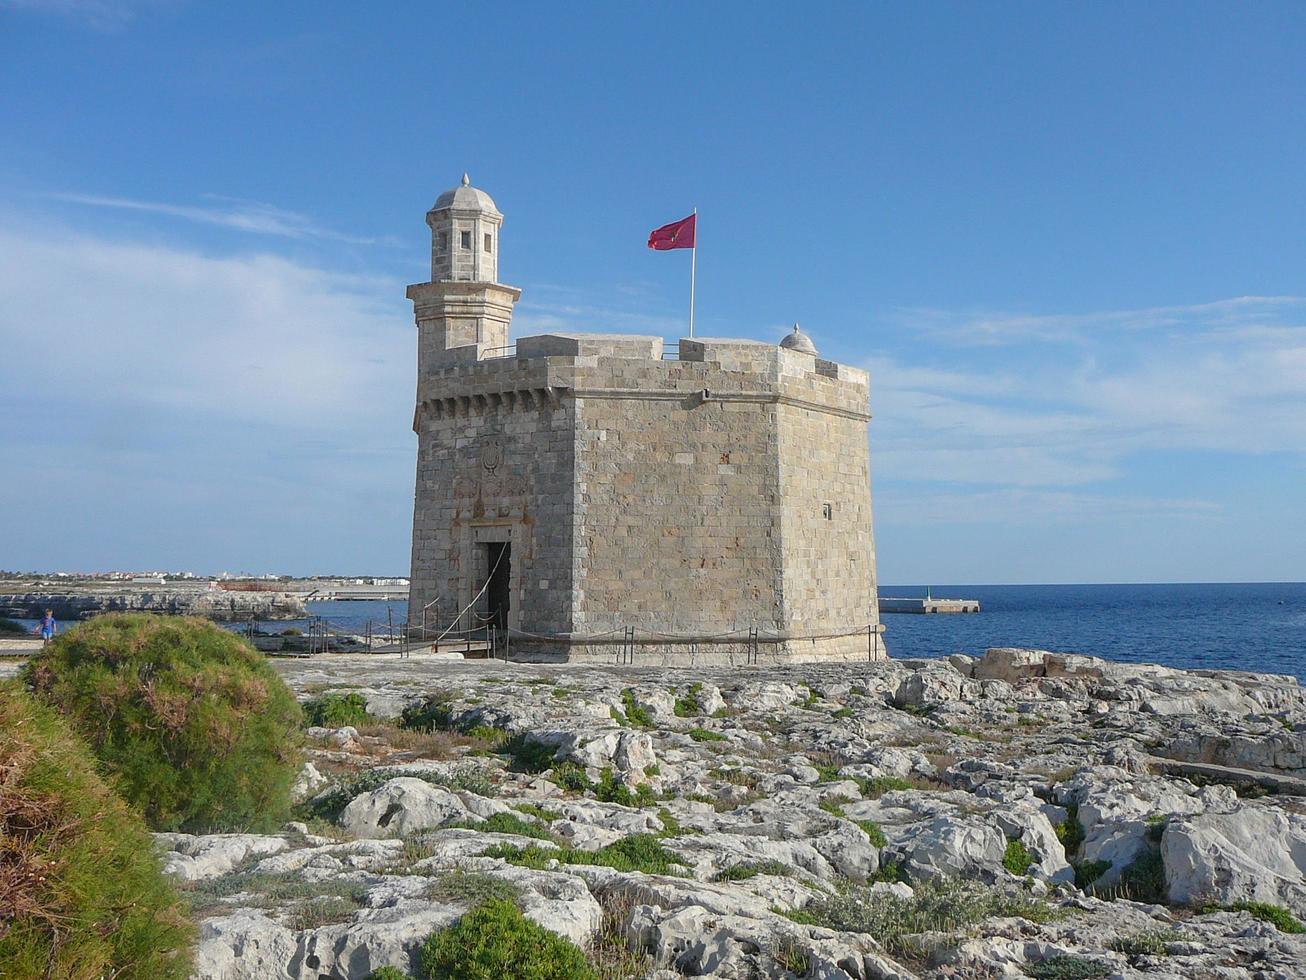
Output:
[{"left": 152, "top": 649, "right": 1306, "bottom": 979}]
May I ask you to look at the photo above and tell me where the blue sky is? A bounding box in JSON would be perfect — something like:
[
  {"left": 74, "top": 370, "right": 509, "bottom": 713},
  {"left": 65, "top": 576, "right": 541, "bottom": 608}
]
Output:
[{"left": 1, "top": 1, "right": 1304, "bottom": 583}]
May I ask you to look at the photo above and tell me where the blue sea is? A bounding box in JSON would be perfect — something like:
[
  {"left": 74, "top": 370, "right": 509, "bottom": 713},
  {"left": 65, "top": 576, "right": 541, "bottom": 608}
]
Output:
[{"left": 15, "top": 585, "right": 1304, "bottom": 682}]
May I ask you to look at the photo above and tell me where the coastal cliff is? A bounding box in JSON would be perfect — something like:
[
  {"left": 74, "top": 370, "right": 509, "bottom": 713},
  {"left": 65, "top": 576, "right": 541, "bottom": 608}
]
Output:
[{"left": 0, "top": 589, "right": 307, "bottom": 622}]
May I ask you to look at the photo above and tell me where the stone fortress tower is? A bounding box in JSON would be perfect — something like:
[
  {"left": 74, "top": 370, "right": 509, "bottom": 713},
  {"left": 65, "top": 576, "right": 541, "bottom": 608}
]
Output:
[{"left": 407, "top": 176, "right": 885, "bottom": 664}]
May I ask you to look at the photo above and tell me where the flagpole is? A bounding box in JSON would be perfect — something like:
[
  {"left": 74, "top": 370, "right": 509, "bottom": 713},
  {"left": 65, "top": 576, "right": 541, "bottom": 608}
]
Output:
[{"left": 689, "top": 207, "right": 697, "bottom": 338}]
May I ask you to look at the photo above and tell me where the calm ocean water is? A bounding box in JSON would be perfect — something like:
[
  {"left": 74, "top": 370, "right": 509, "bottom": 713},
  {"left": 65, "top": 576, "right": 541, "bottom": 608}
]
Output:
[{"left": 15, "top": 585, "right": 1304, "bottom": 682}]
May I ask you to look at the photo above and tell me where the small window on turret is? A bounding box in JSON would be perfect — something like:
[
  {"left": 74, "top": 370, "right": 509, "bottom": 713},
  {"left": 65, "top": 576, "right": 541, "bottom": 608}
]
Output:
[
  {"left": 438, "top": 232, "right": 448, "bottom": 251},
  {"left": 484, "top": 233, "right": 492, "bottom": 253},
  {"left": 460, "top": 230, "right": 471, "bottom": 249}
]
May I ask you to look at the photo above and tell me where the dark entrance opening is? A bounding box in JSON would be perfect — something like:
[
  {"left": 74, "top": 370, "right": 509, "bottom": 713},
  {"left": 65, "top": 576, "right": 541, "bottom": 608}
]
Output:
[{"left": 484, "top": 542, "right": 511, "bottom": 629}]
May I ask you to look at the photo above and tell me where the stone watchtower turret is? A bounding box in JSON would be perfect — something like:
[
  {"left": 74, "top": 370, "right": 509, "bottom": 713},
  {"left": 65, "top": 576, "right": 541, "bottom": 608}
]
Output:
[
  {"left": 407, "top": 174, "right": 521, "bottom": 370},
  {"left": 407, "top": 175, "right": 885, "bottom": 664}
]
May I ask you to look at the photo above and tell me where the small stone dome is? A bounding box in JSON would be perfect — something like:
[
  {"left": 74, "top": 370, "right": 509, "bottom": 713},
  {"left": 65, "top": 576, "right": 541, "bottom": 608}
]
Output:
[
  {"left": 779, "top": 323, "right": 818, "bottom": 355},
  {"left": 431, "top": 173, "right": 500, "bottom": 214}
]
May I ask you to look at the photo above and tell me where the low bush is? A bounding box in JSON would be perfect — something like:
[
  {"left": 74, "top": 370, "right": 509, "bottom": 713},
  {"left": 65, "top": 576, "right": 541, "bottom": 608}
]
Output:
[
  {"left": 300, "top": 764, "right": 493, "bottom": 821},
  {"left": 0, "top": 687, "right": 195, "bottom": 978},
  {"left": 1025, "top": 956, "right": 1109, "bottom": 979},
  {"left": 856, "top": 819, "right": 887, "bottom": 848},
  {"left": 620, "top": 689, "right": 654, "bottom": 728},
  {"left": 785, "top": 877, "right": 1056, "bottom": 955},
  {"left": 858, "top": 775, "right": 914, "bottom": 797},
  {"left": 484, "top": 832, "right": 686, "bottom": 877},
  {"left": 418, "top": 898, "right": 595, "bottom": 979},
  {"left": 1073, "top": 859, "right": 1111, "bottom": 889},
  {"left": 1054, "top": 802, "right": 1086, "bottom": 854},
  {"left": 1110, "top": 929, "right": 1178, "bottom": 956},
  {"left": 1098, "top": 846, "right": 1166, "bottom": 904},
  {"left": 304, "top": 691, "right": 370, "bottom": 727},
  {"left": 673, "top": 683, "right": 703, "bottom": 717},
  {"left": 20, "top": 613, "right": 303, "bottom": 832},
  {"left": 1206, "top": 901, "right": 1306, "bottom": 934},
  {"left": 424, "top": 869, "right": 522, "bottom": 905},
  {"left": 594, "top": 767, "right": 655, "bottom": 807},
  {"left": 500, "top": 733, "right": 558, "bottom": 773},
  {"left": 713, "top": 860, "right": 792, "bottom": 882},
  {"left": 366, "top": 968, "right": 413, "bottom": 980},
  {"left": 400, "top": 696, "right": 455, "bottom": 732},
  {"left": 444, "top": 811, "right": 557, "bottom": 842},
  {"left": 1003, "top": 838, "right": 1033, "bottom": 875},
  {"left": 0, "top": 616, "right": 28, "bottom": 636},
  {"left": 687, "top": 727, "right": 726, "bottom": 743}
]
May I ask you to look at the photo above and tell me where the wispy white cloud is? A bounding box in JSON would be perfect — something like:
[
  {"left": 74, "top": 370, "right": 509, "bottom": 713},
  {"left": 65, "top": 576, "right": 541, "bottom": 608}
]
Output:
[
  {"left": 867, "top": 296, "right": 1306, "bottom": 490},
  {"left": 0, "top": 0, "right": 173, "bottom": 31},
  {"left": 47, "top": 192, "right": 397, "bottom": 246}
]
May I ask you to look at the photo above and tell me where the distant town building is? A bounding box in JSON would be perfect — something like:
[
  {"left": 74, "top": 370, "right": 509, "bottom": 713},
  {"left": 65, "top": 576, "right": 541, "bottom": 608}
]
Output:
[{"left": 407, "top": 176, "right": 885, "bottom": 664}]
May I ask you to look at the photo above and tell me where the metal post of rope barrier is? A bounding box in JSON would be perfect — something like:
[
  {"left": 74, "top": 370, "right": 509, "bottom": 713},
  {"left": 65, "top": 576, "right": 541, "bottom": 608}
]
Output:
[{"left": 749, "top": 626, "right": 759, "bottom": 666}]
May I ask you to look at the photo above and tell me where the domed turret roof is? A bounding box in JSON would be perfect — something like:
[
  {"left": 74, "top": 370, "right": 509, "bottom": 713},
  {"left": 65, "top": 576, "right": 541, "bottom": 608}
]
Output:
[
  {"left": 779, "top": 323, "right": 818, "bottom": 355},
  {"left": 431, "top": 173, "right": 500, "bottom": 214}
]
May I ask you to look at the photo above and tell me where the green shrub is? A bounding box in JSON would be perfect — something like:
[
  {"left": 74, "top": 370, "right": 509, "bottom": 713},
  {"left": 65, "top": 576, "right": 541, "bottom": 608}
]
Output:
[
  {"left": 550, "top": 762, "right": 593, "bottom": 793},
  {"left": 832, "top": 706, "right": 854, "bottom": 719},
  {"left": 400, "top": 696, "right": 455, "bottom": 732},
  {"left": 304, "top": 691, "right": 370, "bottom": 727},
  {"left": 673, "top": 682, "right": 703, "bottom": 717},
  {"left": 300, "top": 764, "right": 491, "bottom": 821},
  {"left": 425, "top": 870, "right": 522, "bottom": 905},
  {"left": 419, "top": 898, "right": 596, "bottom": 979},
  {"left": 858, "top": 775, "right": 914, "bottom": 797},
  {"left": 856, "top": 819, "right": 887, "bottom": 848},
  {"left": 785, "top": 877, "right": 1056, "bottom": 955},
  {"left": 1100, "top": 846, "right": 1166, "bottom": 904},
  {"left": 1054, "top": 802, "right": 1085, "bottom": 855},
  {"left": 1073, "top": 859, "right": 1111, "bottom": 889},
  {"left": 20, "top": 613, "right": 303, "bottom": 833},
  {"left": 500, "top": 733, "right": 558, "bottom": 773},
  {"left": 366, "top": 968, "right": 413, "bottom": 980},
  {"left": 444, "top": 811, "right": 557, "bottom": 842},
  {"left": 0, "top": 687, "right": 195, "bottom": 978},
  {"left": 593, "top": 767, "right": 655, "bottom": 807},
  {"left": 1110, "top": 929, "right": 1176, "bottom": 956},
  {"left": 484, "top": 832, "right": 685, "bottom": 877},
  {"left": 1026, "top": 956, "right": 1109, "bottom": 979},
  {"left": 0, "top": 616, "right": 28, "bottom": 636},
  {"left": 687, "top": 727, "right": 726, "bottom": 743},
  {"left": 1208, "top": 901, "right": 1305, "bottom": 933},
  {"left": 620, "top": 689, "right": 654, "bottom": 728},
  {"left": 1003, "top": 838, "right": 1033, "bottom": 875},
  {"left": 713, "top": 860, "right": 792, "bottom": 882}
]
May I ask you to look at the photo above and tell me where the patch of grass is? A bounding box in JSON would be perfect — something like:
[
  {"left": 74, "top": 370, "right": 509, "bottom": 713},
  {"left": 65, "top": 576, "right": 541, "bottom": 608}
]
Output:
[
  {"left": 285, "top": 894, "right": 358, "bottom": 930},
  {"left": 1025, "top": 956, "right": 1109, "bottom": 979},
  {"left": 620, "top": 689, "right": 654, "bottom": 728},
  {"left": 1203, "top": 901, "right": 1306, "bottom": 933},
  {"left": 818, "top": 799, "right": 846, "bottom": 817},
  {"left": 832, "top": 706, "right": 854, "bottom": 719},
  {"left": 795, "top": 687, "right": 820, "bottom": 710},
  {"left": 21, "top": 613, "right": 303, "bottom": 833},
  {"left": 512, "top": 802, "right": 560, "bottom": 822},
  {"left": 1144, "top": 814, "right": 1167, "bottom": 843},
  {"left": 398, "top": 696, "right": 455, "bottom": 732},
  {"left": 499, "top": 734, "right": 558, "bottom": 774},
  {"left": 857, "top": 775, "right": 914, "bottom": 797},
  {"left": 463, "top": 724, "right": 504, "bottom": 742},
  {"left": 1073, "top": 859, "right": 1111, "bottom": 890},
  {"left": 1096, "top": 846, "right": 1166, "bottom": 904},
  {"left": 856, "top": 820, "right": 887, "bottom": 848},
  {"left": 609, "top": 706, "right": 628, "bottom": 726},
  {"left": 550, "top": 762, "right": 593, "bottom": 793},
  {"left": 443, "top": 811, "right": 558, "bottom": 842},
  {"left": 713, "top": 860, "right": 793, "bottom": 882},
  {"left": 771, "top": 933, "right": 810, "bottom": 975},
  {"left": 686, "top": 792, "right": 718, "bottom": 805},
  {"left": 366, "top": 968, "right": 413, "bottom": 980},
  {"left": 1054, "top": 802, "right": 1085, "bottom": 856},
  {"left": 304, "top": 692, "right": 370, "bottom": 727},
  {"left": 718, "top": 767, "right": 761, "bottom": 788},
  {"left": 0, "top": 686, "right": 195, "bottom": 978},
  {"left": 1110, "top": 929, "right": 1177, "bottom": 957},
  {"left": 424, "top": 870, "right": 522, "bottom": 905},
  {"left": 673, "top": 682, "right": 703, "bottom": 717},
  {"left": 812, "top": 760, "right": 842, "bottom": 782},
  {"left": 585, "top": 889, "right": 653, "bottom": 980},
  {"left": 687, "top": 727, "right": 726, "bottom": 743},
  {"left": 418, "top": 898, "right": 596, "bottom": 979},
  {"left": 784, "top": 877, "right": 1057, "bottom": 956},
  {"left": 655, "top": 808, "right": 682, "bottom": 837},
  {"left": 484, "top": 833, "right": 686, "bottom": 877},
  {"left": 711, "top": 706, "right": 732, "bottom": 719},
  {"left": 869, "top": 861, "right": 908, "bottom": 884},
  {"left": 1002, "top": 838, "right": 1033, "bottom": 875},
  {"left": 0, "top": 617, "right": 28, "bottom": 636},
  {"left": 594, "top": 768, "right": 656, "bottom": 808}
]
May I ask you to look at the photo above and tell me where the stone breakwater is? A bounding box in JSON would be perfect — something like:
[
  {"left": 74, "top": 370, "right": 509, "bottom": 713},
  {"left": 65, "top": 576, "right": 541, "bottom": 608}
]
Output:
[
  {"left": 0, "top": 589, "right": 307, "bottom": 622},
  {"left": 159, "top": 649, "right": 1305, "bottom": 979}
]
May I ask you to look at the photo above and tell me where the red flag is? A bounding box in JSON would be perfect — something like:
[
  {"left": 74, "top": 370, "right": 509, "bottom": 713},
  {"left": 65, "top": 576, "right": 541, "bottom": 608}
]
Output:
[{"left": 647, "top": 212, "right": 696, "bottom": 250}]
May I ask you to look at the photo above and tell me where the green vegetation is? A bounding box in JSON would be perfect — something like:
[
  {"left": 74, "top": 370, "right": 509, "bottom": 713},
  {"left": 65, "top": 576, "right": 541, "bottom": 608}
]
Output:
[
  {"left": 609, "top": 706, "right": 628, "bottom": 726},
  {"left": 687, "top": 727, "right": 727, "bottom": 743},
  {"left": 400, "top": 696, "right": 455, "bottom": 732},
  {"left": 483, "top": 832, "right": 686, "bottom": 877},
  {"left": 549, "top": 761, "right": 593, "bottom": 793},
  {"left": 21, "top": 613, "right": 303, "bottom": 832},
  {"left": 1054, "top": 802, "right": 1086, "bottom": 854},
  {"left": 784, "top": 877, "right": 1056, "bottom": 956},
  {"left": 812, "top": 760, "right": 842, "bottom": 782},
  {"left": 1110, "top": 929, "right": 1178, "bottom": 957},
  {"left": 419, "top": 898, "right": 595, "bottom": 979},
  {"left": 712, "top": 860, "right": 793, "bottom": 882},
  {"left": 0, "top": 616, "right": 27, "bottom": 636},
  {"left": 1203, "top": 901, "right": 1306, "bottom": 933},
  {"left": 499, "top": 733, "right": 558, "bottom": 773},
  {"left": 444, "top": 811, "right": 557, "bottom": 842},
  {"left": 1002, "top": 838, "right": 1033, "bottom": 875},
  {"left": 770, "top": 934, "right": 810, "bottom": 975},
  {"left": 303, "top": 691, "right": 370, "bottom": 727},
  {"left": 425, "top": 870, "right": 522, "bottom": 905},
  {"left": 858, "top": 775, "right": 914, "bottom": 797},
  {"left": 818, "top": 798, "right": 846, "bottom": 817},
  {"left": 620, "top": 689, "right": 654, "bottom": 728},
  {"left": 1073, "top": 859, "right": 1111, "bottom": 889},
  {"left": 183, "top": 866, "right": 368, "bottom": 915},
  {"left": 1099, "top": 846, "right": 1166, "bottom": 904},
  {"left": 512, "top": 802, "right": 560, "bottom": 822},
  {"left": 0, "top": 687, "right": 195, "bottom": 979},
  {"left": 1026, "top": 956, "right": 1109, "bottom": 979},
  {"left": 856, "top": 819, "right": 887, "bottom": 848},
  {"left": 673, "top": 682, "right": 703, "bottom": 717},
  {"left": 366, "top": 968, "right": 413, "bottom": 980},
  {"left": 832, "top": 706, "right": 854, "bottom": 719}
]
